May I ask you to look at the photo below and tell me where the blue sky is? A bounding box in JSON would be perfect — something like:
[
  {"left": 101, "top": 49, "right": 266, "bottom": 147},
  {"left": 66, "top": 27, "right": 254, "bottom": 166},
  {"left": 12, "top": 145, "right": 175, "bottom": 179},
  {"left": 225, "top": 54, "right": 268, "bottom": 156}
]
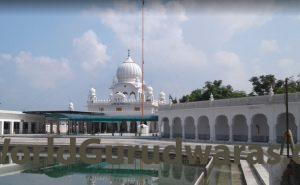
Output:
[{"left": 0, "top": 1, "right": 299, "bottom": 111}]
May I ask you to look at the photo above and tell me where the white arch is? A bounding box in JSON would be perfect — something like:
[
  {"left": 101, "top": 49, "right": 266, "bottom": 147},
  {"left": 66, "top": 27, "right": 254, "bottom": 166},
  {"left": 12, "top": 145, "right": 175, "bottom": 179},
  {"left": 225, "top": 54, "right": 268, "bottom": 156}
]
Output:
[
  {"left": 215, "top": 115, "right": 229, "bottom": 141},
  {"left": 161, "top": 118, "right": 170, "bottom": 138},
  {"left": 232, "top": 114, "right": 248, "bottom": 142},
  {"left": 276, "top": 113, "right": 297, "bottom": 143},
  {"left": 184, "top": 116, "right": 195, "bottom": 139},
  {"left": 172, "top": 117, "right": 182, "bottom": 138},
  {"left": 251, "top": 114, "right": 269, "bottom": 142},
  {"left": 198, "top": 116, "right": 210, "bottom": 140}
]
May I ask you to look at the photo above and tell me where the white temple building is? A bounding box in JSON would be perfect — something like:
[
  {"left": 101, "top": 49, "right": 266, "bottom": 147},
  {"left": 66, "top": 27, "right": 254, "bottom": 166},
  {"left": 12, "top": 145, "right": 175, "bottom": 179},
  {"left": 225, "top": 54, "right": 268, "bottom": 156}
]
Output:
[{"left": 87, "top": 53, "right": 167, "bottom": 116}]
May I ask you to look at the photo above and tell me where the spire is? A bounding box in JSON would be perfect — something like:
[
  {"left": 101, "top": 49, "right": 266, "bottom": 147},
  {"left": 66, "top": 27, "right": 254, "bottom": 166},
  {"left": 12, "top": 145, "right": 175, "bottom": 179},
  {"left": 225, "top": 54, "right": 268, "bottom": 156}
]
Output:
[
  {"left": 68, "top": 102, "right": 74, "bottom": 111},
  {"left": 269, "top": 86, "right": 274, "bottom": 96},
  {"left": 209, "top": 93, "right": 214, "bottom": 101},
  {"left": 128, "top": 49, "right": 130, "bottom": 58}
]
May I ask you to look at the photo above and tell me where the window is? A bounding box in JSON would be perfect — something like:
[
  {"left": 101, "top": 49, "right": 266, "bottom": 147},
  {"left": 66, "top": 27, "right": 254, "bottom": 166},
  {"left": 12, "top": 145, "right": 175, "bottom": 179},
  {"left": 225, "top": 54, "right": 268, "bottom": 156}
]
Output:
[
  {"left": 116, "top": 107, "right": 122, "bottom": 111},
  {"left": 134, "top": 107, "right": 140, "bottom": 111},
  {"left": 100, "top": 107, "right": 104, "bottom": 111}
]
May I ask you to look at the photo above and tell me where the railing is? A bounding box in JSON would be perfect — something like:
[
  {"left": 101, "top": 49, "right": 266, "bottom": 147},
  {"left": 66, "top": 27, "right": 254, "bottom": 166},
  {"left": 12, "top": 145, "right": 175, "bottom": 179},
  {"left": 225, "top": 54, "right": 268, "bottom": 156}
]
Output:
[
  {"left": 159, "top": 92, "right": 300, "bottom": 111},
  {"left": 90, "top": 99, "right": 158, "bottom": 105},
  {"left": 233, "top": 135, "right": 248, "bottom": 141},
  {"left": 216, "top": 134, "right": 229, "bottom": 141},
  {"left": 198, "top": 134, "right": 210, "bottom": 140},
  {"left": 252, "top": 136, "right": 269, "bottom": 142}
]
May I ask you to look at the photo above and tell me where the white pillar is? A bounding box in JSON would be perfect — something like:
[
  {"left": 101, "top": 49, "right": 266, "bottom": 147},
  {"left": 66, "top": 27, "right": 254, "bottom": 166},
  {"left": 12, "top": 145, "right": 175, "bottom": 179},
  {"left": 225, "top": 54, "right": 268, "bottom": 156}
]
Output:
[
  {"left": 20, "top": 122, "right": 23, "bottom": 134},
  {"left": 297, "top": 116, "right": 300, "bottom": 144},
  {"left": 228, "top": 115, "right": 232, "bottom": 142},
  {"left": 170, "top": 119, "right": 173, "bottom": 139},
  {"left": 0, "top": 121, "right": 3, "bottom": 135},
  {"left": 182, "top": 121, "right": 185, "bottom": 140},
  {"left": 195, "top": 118, "right": 199, "bottom": 141},
  {"left": 268, "top": 114, "right": 276, "bottom": 144},
  {"left": 246, "top": 116, "right": 251, "bottom": 143},
  {"left": 209, "top": 115, "right": 215, "bottom": 142},
  {"left": 10, "top": 122, "right": 14, "bottom": 134},
  {"left": 127, "top": 122, "right": 130, "bottom": 133}
]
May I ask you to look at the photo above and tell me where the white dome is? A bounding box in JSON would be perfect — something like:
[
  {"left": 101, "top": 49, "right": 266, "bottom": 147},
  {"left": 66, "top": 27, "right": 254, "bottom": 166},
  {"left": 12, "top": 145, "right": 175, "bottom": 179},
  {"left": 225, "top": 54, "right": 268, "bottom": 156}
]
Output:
[
  {"left": 159, "top": 91, "right": 166, "bottom": 96},
  {"left": 116, "top": 57, "right": 142, "bottom": 83},
  {"left": 148, "top": 86, "right": 153, "bottom": 92}
]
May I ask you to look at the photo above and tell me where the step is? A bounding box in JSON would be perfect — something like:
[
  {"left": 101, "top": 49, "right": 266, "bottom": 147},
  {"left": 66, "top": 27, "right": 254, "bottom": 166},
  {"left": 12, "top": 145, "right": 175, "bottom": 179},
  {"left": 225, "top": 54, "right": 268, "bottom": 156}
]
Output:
[
  {"left": 240, "top": 160, "right": 261, "bottom": 185},
  {"left": 252, "top": 163, "right": 269, "bottom": 185}
]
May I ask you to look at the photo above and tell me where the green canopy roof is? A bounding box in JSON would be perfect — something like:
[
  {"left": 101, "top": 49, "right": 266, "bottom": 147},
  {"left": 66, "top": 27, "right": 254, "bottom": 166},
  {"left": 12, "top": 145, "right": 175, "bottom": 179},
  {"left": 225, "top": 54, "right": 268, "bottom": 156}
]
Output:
[{"left": 24, "top": 111, "right": 158, "bottom": 122}]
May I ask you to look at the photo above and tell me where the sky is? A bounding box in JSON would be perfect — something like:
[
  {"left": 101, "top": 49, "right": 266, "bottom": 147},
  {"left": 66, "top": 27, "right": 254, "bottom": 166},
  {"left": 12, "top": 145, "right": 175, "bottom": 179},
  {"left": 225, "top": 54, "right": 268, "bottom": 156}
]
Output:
[{"left": 0, "top": 0, "right": 300, "bottom": 111}]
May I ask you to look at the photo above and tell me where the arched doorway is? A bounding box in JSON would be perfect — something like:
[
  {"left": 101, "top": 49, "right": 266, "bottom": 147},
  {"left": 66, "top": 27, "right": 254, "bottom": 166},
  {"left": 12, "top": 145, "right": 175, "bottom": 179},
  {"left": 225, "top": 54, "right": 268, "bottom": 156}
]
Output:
[
  {"left": 232, "top": 115, "right": 248, "bottom": 142},
  {"left": 276, "top": 113, "right": 297, "bottom": 143},
  {"left": 198, "top": 116, "right": 210, "bottom": 140},
  {"left": 215, "top": 115, "right": 229, "bottom": 141},
  {"left": 251, "top": 114, "right": 269, "bottom": 142},
  {"left": 172, "top": 117, "right": 182, "bottom": 138},
  {"left": 161, "top": 118, "right": 170, "bottom": 138},
  {"left": 184, "top": 116, "right": 195, "bottom": 139}
]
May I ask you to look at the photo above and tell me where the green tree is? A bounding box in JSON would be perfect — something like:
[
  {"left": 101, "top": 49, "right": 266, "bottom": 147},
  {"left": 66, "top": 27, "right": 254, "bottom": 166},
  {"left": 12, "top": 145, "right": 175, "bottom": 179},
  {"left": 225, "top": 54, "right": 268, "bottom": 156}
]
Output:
[
  {"left": 249, "top": 74, "right": 300, "bottom": 95},
  {"left": 179, "top": 80, "right": 246, "bottom": 103}
]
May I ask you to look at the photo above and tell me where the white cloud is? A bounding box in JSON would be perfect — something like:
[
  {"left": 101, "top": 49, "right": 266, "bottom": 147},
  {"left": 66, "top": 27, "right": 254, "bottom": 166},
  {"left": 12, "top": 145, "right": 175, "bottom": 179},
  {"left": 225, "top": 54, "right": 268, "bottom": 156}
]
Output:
[
  {"left": 181, "top": 9, "right": 274, "bottom": 52},
  {"left": 3, "top": 51, "right": 73, "bottom": 89},
  {"left": 212, "top": 51, "right": 249, "bottom": 91},
  {"left": 87, "top": 1, "right": 209, "bottom": 96},
  {"left": 73, "top": 30, "right": 109, "bottom": 72},
  {"left": 260, "top": 39, "right": 279, "bottom": 53},
  {"left": 277, "top": 58, "right": 295, "bottom": 67},
  {"left": 276, "top": 58, "right": 300, "bottom": 78}
]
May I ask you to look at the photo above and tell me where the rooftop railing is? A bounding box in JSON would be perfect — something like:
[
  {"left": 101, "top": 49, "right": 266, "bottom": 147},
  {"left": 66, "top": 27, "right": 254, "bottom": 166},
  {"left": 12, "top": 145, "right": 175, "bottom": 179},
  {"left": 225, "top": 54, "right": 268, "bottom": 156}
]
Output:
[{"left": 159, "top": 92, "right": 300, "bottom": 111}]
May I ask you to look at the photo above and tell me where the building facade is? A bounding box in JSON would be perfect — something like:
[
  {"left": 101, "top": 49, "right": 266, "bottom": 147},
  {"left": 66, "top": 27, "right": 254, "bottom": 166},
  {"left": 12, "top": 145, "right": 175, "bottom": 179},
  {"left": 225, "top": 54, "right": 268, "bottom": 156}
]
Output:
[
  {"left": 0, "top": 110, "right": 45, "bottom": 135},
  {"left": 85, "top": 54, "right": 166, "bottom": 134},
  {"left": 159, "top": 92, "right": 300, "bottom": 144}
]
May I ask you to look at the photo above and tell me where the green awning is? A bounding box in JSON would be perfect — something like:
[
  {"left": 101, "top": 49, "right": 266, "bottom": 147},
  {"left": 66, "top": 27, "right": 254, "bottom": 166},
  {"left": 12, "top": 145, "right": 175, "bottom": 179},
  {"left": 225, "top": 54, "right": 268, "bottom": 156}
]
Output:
[{"left": 23, "top": 111, "right": 158, "bottom": 122}]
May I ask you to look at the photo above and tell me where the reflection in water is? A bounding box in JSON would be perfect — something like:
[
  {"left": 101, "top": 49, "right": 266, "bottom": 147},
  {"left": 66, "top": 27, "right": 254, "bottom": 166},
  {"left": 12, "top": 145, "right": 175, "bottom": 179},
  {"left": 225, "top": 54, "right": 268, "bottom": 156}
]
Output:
[
  {"left": 184, "top": 165, "right": 196, "bottom": 182},
  {"left": 172, "top": 163, "right": 182, "bottom": 179},
  {"left": 161, "top": 163, "right": 170, "bottom": 177},
  {"left": 86, "top": 175, "right": 96, "bottom": 185},
  {"left": 0, "top": 158, "right": 203, "bottom": 185}
]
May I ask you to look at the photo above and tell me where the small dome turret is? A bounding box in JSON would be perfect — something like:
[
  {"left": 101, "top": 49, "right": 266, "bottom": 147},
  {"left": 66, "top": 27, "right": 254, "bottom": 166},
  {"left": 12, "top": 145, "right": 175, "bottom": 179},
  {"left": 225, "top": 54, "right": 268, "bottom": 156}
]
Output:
[
  {"left": 69, "top": 102, "right": 74, "bottom": 111},
  {"left": 88, "top": 87, "right": 97, "bottom": 102}
]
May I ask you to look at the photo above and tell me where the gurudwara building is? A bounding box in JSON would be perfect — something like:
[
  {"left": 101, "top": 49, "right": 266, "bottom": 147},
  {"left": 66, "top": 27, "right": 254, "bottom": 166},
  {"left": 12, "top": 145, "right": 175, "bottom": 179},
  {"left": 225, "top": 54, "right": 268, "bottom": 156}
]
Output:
[{"left": 0, "top": 53, "right": 300, "bottom": 145}]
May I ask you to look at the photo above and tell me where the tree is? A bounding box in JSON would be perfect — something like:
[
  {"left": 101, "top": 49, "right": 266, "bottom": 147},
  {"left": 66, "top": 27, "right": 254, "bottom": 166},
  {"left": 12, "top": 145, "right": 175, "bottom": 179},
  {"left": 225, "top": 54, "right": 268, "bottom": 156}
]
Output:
[
  {"left": 249, "top": 74, "right": 300, "bottom": 95},
  {"left": 178, "top": 80, "right": 246, "bottom": 103},
  {"left": 249, "top": 74, "right": 276, "bottom": 96}
]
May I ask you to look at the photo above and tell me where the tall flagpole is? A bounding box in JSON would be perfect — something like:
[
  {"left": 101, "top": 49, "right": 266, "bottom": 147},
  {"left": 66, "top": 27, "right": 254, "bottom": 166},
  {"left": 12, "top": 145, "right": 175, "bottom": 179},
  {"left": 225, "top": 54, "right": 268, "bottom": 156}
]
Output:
[{"left": 141, "top": 0, "right": 145, "bottom": 119}]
